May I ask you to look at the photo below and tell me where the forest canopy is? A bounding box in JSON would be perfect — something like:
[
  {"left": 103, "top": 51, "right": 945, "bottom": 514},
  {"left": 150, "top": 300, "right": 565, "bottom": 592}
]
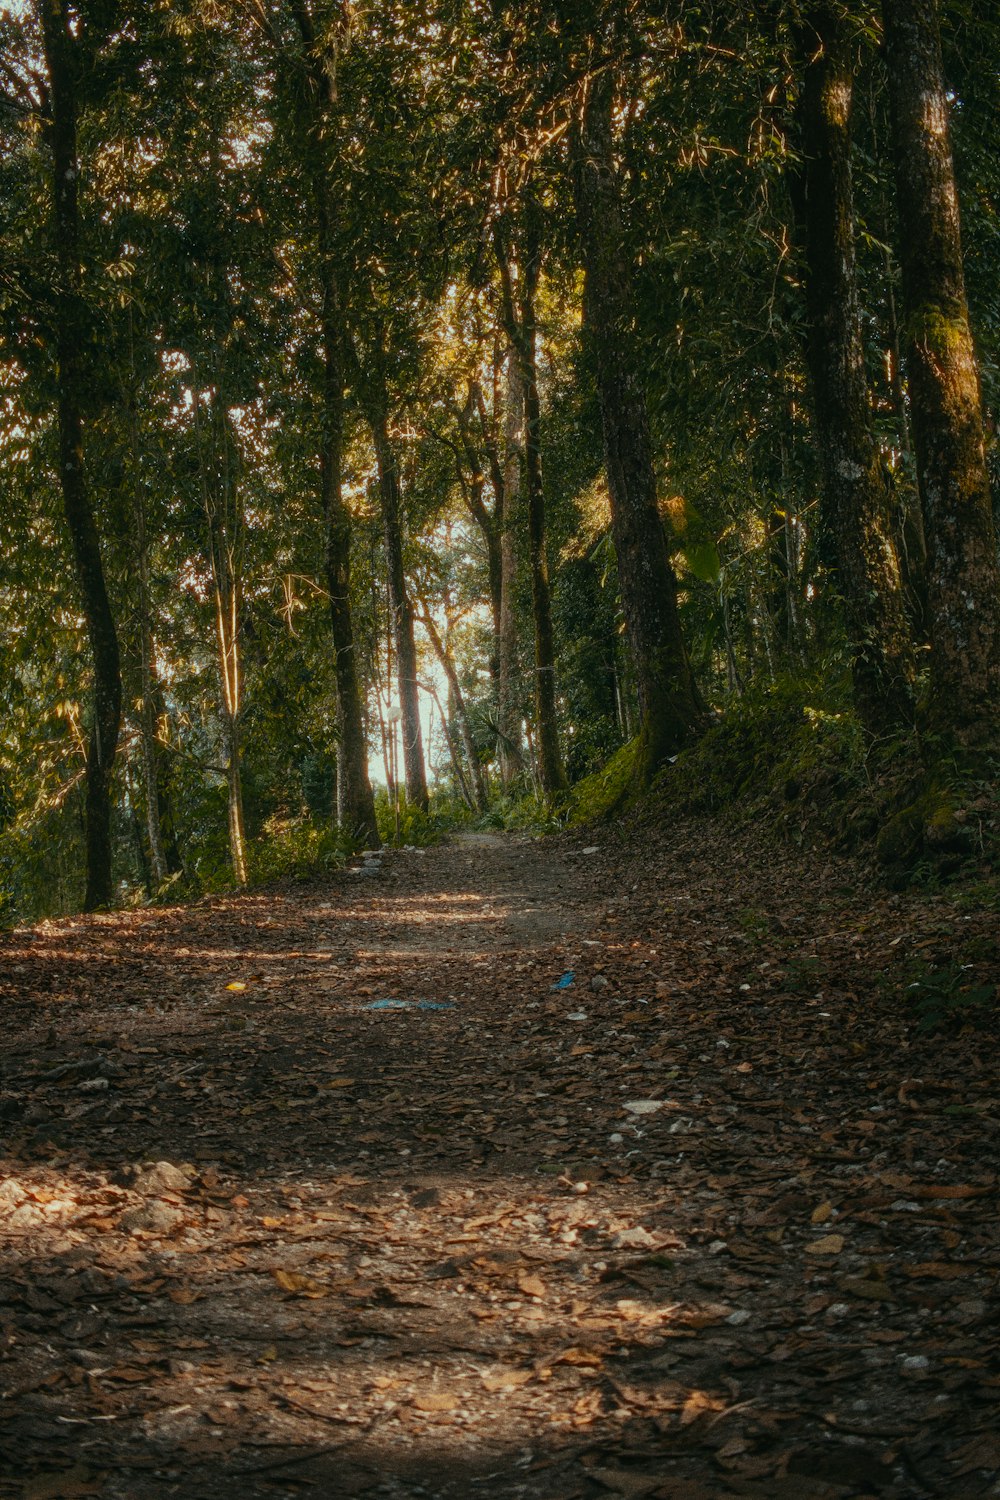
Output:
[{"left": 0, "top": 0, "right": 998, "bottom": 916}]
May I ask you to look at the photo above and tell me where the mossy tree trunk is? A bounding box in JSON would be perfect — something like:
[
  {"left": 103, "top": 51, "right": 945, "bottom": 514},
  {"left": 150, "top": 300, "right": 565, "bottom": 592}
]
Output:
[
  {"left": 882, "top": 0, "right": 1000, "bottom": 740},
  {"left": 40, "top": 0, "right": 122, "bottom": 912},
  {"left": 793, "top": 6, "right": 915, "bottom": 736},
  {"left": 571, "top": 71, "right": 705, "bottom": 779}
]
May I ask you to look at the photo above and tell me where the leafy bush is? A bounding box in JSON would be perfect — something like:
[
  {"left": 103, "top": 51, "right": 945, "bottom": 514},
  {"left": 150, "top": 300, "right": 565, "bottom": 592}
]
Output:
[
  {"left": 246, "top": 817, "right": 353, "bottom": 884},
  {"left": 375, "top": 789, "right": 472, "bottom": 846},
  {"left": 902, "top": 961, "right": 996, "bottom": 1033}
]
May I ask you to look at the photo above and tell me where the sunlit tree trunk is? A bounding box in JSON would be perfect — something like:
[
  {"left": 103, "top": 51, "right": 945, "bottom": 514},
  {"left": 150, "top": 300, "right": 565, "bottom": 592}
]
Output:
[
  {"left": 882, "top": 0, "right": 1000, "bottom": 739},
  {"left": 572, "top": 72, "right": 705, "bottom": 779},
  {"left": 124, "top": 307, "right": 168, "bottom": 889},
  {"left": 362, "top": 385, "right": 429, "bottom": 812},
  {"left": 794, "top": 6, "right": 915, "bottom": 735},
  {"left": 417, "top": 597, "right": 489, "bottom": 813},
  {"left": 194, "top": 390, "right": 247, "bottom": 886},
  {"left": 40, "top": 0, "right": 122, "bottom": 912}
]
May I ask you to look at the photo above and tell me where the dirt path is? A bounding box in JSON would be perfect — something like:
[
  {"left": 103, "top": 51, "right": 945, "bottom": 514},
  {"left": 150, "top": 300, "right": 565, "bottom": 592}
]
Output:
[{"left": 0, "top": 824, "right": 997, "bottom": 1499}]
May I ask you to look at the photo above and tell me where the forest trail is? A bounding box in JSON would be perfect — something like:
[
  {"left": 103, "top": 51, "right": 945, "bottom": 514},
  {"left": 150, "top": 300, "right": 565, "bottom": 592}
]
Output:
[{"left": 1, "top": 823, "right": 998, "bottom": 1500}]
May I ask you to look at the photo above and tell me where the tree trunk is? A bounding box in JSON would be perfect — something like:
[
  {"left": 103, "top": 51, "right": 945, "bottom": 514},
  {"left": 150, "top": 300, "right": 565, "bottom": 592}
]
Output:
[
  {"left": 793, "top": 6, "right": 915, "bottom": 735},
  {"left": 40, "top": 0, "right": 122, "bottom": 912},
  {"left": 365, "top": 394, "right": 429, "bottom": 811},
  {"left": 495, "top": 212, "right": 565, "bottom": 796},
  {"left": 316, "top": 230, "right": 379, "bottom": 845},
  {"left": 126, "top": 330, "right": 168, "bottom": 889},
  {"left": 572, "top": 73, "right": 705, "bottom": 779},
  {"left": 287, "top": 2, "right": 380, "bottom": 847},
  {"left": 418, "top": 601, "right": 489, "bottom": 813},
  {"left": 193, "top": 388, "right": 247, "bottom": 886},
  {"left": 882, "top": 0, "right": 1000, "bottom": 738},
  {"left": 497, "top": 360, "right": 526, "bottom": 784}
]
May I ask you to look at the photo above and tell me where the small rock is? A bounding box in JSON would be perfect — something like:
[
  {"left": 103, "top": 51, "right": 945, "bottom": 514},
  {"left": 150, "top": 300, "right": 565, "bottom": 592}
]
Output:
[
  {"left": 77, "top": 1076, "right": 109, "bottom": 1093},
  {"left": 121, "top": 1202, "right": 185, "bottom": 1235},
  {"left": 69, "top": 1349, "right": 104, "bottom": 1369},
  {"left": 727, "top": 1309, "right": 752, "bottom": 1326},
  {"left": 134, "top": 1161, "right": 191, "bottom": 1195},
  {"left": 566, "top": 1011, "right": 587, "bottom": 1021},
  {"left": 610, "top": 1226, "right": 658, "bottom": 1250},
  {"left": 622, "top": 1099, "right": 665, "bottom": 1116},
  {"left": 582, "top": 846, "right": 600, "bottom": 855},
  {"left": 708, "top": 1239, "right": 728, "bottom": 1256},
  {"left": 0, "top": 1178, "right": 27, "bottom": 1209},
  {"left": 9, "top": 1203, "right": 44, "bottom": 1228},
  {"left": 590, "top": 974, "right": 609, "bottom": 992},
  {"left": 608, "top": 1133, "right": 624, "bottom": 1145},
  {"left": 901, "top": 1355, "right": 930, "bottom": 1373}
]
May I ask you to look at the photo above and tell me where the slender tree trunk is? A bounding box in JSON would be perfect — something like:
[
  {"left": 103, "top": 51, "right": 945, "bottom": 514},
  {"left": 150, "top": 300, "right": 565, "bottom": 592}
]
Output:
[
  {"left": 40, "top": 0, "right": 122, "bottom": 912},
  {"left": 317, "top": 242, "right": 379, "bottom": 845},
  {"left": 882, "top": 0, "right": 1000, "bottom": 739},
  {"left": 793, "top": 7, "right": 915, "bottom": 735},
  {"left": 572, "top": 73, "right": 705, "bottom": 779},
  {"left": 497, "top": 360, "right": 526, "bottom": 784},
  {"left": 417, "top": 601, "right": 489, "bottom": 812},
  {"left": 495, "top": 217, "right": 565, "bottom": 796},
  {"left": 365, "top": 394, "right": 428, "bottom": 811},
  {"left": 193, "top": 390, "right": 247, "bottom": 885},
  {"left": 126, "top": 331, "right": 168, "bottom": 888},
  {"left": 457, "top": 383, "right": 503, "bottom": 643},
  {"left": 420, "top": 678, "right": 474, "bottom": 809},
  {"left": 282, "top": 2, "right": 379, "bottom": 843}
]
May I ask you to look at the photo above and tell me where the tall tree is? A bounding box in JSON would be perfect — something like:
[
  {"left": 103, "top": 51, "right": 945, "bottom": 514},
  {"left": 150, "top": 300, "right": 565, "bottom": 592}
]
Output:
[
  {"left": 882, "top": 0, "right": 1000, "bottom": 740},
  {"left": 39, "top": 0, "right": 122, "bottom": 910},
  {"left": 792, "top": 5, "right": 915, "bottom": 735},
  {"left": 571, "top": 66, "right": 706, "bottom": 778},
  {"left": 494, "top": 198, "right": 566, "bottom": 795},
  {"left": 284, "top": 0, "right": 380, "bottom": 845},
  {"left": 356, "top": 356, "right": 430, "bottom": 812}
]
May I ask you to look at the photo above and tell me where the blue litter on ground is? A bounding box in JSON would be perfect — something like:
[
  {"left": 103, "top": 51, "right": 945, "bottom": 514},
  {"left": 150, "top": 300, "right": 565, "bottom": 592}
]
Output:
[
  {"left": 365, "top": 998, "right": 455, "bottom": 1011},
  {"left": 551, "top": 971, "right": 575, "bottom": 991}
]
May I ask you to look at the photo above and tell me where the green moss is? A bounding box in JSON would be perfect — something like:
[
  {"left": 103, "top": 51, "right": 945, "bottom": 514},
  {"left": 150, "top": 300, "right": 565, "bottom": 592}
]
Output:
[{"left": 565, "top": 739, "right": 642, "bottom": 826}]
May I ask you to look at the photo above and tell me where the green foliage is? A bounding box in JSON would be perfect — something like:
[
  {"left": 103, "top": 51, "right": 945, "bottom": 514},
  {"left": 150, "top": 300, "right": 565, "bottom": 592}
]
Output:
[
  {"left": 663, "top": 678, "right": 865, "bottom": 823},
  {"left": 900, "top": 961, "right": 996, "bottom": 1033},
  {"left": 476, "top": 790, "right": 567, "bottom": 835},
  {"left": 246, "top": 817, "right": 352, "bottom": 885},
  {"left": 375, "top": 790, "right": 472, "bottom": 847},
  {"left": 564, "top": 739, "right": 641, "bottom": 826}
]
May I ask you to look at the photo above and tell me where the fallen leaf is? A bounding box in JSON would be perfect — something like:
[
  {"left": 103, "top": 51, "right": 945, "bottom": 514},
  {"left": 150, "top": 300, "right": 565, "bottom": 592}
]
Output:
[
  {"left": 481, "top": 1368, "right": 533, "bottom": 1392},
  {"left": 23, "top": 1467, "right": 102, "bottom": 1500},
  {"left": 271, "top": 1269, "right": 329, "bottom": 1298},
  {"left": 680, "top": 1390, "right": 725, "bottom": 1426},
  {"left": 839, "top": 1277, "right": 893, "bottom": 1302},
  {"left": 810, "top": 1202, "right": 834, "bottom": 1225},
  {"left": 804, "top": 1234, "right": 845, "bottom": 1256},
  {"left": 517, "top": 1273, "right": 546, "bottom": 1298},
  {"left": 411, "top": 1391, "right": 459, "bottom": 1412}
]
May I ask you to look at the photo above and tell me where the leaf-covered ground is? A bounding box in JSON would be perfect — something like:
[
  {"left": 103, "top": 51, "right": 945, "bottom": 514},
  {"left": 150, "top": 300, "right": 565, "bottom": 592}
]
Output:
[{"left": 1, "top": 822, "right": 998, "bottom": 1499}]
